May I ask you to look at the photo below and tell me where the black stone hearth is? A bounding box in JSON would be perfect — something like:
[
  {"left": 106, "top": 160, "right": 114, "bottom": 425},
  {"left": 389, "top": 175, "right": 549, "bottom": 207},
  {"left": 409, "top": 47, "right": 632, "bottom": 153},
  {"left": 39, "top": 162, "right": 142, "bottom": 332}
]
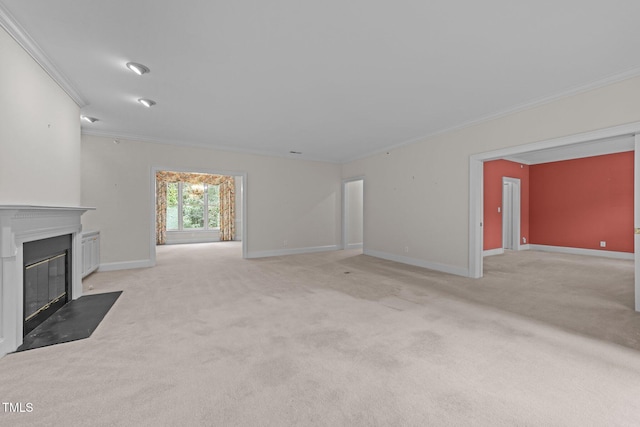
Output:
[{"left": 17, "top": 291, "right": 121, "bottom": 352}]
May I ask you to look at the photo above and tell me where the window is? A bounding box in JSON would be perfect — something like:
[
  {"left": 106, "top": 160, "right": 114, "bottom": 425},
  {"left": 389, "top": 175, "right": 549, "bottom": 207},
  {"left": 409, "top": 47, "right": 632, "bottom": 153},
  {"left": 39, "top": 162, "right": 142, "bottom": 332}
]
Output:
[
  {"left": 166, "top": 182, "right": 220, "bottom": 231},
  {"left": 208, "top": 184, "right": 220, "bottom": 228}
]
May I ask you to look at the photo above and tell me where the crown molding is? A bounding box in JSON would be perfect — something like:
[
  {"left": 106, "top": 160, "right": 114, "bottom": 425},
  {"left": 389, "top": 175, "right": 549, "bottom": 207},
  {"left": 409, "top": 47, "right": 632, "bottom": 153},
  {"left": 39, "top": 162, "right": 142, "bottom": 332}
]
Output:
[
  {"left": 81, "top": 129, "right": 339, "bottom": 164},
  {"left": 0, "top": 2, "right": 87, "bottom": 107},
  {"left": 343, "top": 66, "right": 640, "bottom": 164}
]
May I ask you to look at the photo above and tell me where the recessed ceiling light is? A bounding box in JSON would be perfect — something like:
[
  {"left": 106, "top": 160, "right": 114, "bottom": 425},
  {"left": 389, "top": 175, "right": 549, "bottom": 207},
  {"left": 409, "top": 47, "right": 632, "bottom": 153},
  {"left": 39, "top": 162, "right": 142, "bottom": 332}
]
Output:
[
  {"left": 126, "top": 62, "right": 150, "bottom": 75},
  {"left": 138, "top": 98, "right": 156, "bottom": 108},
  {"left": 80, "top": 115, "right": 98, "bottom": 123}
]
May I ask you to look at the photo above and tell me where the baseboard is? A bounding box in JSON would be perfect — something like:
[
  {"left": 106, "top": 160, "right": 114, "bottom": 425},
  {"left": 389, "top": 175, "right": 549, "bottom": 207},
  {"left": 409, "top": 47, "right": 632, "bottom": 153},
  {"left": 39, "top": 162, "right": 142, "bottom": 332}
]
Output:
[
  {"left": 346, "top": 243, "right": 363, "bottom": 250},
  {"left": 98, "top": 259, "right": 154, "bottom": 272},
  {"left": 246, "top": 245, "right": 340, "bottom": 259},
  {"left": 364, "top": 249, "right": 469, "bottom": 277},
  {"left": 528, "top": 244, "right": 634, "bottom": 260},
  {"left": 483, "top": 248, "right": 504, "bottom": 257},
  {"left": 483, "top": 245, "right": 531, "bottom": 256}
]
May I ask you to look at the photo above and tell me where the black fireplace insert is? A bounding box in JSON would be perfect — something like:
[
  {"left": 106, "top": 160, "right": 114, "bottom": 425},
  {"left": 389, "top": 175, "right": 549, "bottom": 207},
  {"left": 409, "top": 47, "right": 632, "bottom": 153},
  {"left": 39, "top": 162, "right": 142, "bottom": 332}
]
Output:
[{"left": 23, "top": 234, "right": 72, "bottom": 336}]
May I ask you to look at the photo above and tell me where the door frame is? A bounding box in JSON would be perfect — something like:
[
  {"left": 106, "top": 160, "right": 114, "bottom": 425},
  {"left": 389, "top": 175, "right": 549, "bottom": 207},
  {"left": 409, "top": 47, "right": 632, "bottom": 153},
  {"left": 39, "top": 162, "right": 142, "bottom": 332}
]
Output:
[
  {"left": 149, "top": 166, "right": 248, "bottom": 265},
  {"left": 469, "top": 120, "right": 640, "bottom": 311},
  {"left": 502, "top": 177, "right": 521, "bottom": 250},
  {"left": 342, "top": 176, "right": 365, "bottom": 250},
  {"left": 635, "top": 134, "right": 640, "bottom": 311}
]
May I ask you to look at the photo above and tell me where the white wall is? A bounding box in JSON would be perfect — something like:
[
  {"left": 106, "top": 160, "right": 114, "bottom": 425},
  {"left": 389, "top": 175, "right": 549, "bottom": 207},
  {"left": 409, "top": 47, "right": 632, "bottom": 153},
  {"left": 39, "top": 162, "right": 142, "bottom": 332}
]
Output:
[
  {"left": 0, "top": 28, "right": 81, "bottom": 206},
  {"left": 342, "top": 75, "right": 640, "bottom": 276},
  {"left": 165, "top": 230, "right": 221, "bottom": 245},
  {"left": 346, "top": 180, "right": 363, "bottom": 247},
  {"left": 235, "top": 175, "right": 243, "bottom": 241},
  {"left": 81, "top": 135, "right": 342, "bottom": 265}
]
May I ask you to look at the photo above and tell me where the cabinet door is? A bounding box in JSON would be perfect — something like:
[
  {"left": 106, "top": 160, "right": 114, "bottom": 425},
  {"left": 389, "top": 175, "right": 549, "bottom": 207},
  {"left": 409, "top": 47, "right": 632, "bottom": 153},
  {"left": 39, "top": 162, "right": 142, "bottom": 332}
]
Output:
[
  {"left": 82, "top": 238, "right": 91, "bottom": 275},
  {"left": 91, "top": 236, "right": 100, "bottom": 271}
]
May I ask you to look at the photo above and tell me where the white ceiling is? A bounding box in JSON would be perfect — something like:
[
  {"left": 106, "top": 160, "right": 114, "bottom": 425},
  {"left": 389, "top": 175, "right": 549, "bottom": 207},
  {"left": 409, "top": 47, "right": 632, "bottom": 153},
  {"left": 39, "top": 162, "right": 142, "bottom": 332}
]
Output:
[{"left": 2, "top": 1, "right": 640, "bottom": 163}]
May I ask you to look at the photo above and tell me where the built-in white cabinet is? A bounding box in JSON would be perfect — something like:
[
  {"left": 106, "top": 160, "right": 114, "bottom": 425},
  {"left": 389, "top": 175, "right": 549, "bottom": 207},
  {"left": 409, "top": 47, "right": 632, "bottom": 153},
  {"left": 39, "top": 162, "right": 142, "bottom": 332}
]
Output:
[{"left": 82, "top": 230, "right": 100, "bottom": 278}]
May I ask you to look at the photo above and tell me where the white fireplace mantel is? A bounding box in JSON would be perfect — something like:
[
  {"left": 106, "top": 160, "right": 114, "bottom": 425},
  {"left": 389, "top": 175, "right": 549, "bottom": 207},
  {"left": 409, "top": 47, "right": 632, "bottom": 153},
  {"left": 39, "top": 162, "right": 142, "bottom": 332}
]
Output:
[{"left": 0, "top": 205, "right": 94, "bottom": 357}]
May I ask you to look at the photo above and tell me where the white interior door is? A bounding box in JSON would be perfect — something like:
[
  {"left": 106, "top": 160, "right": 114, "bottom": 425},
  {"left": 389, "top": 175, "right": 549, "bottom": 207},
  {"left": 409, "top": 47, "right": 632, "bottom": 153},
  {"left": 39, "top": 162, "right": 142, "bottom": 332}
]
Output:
[
  {"left": 343, "top": 178, "right": 364, "bottom": 250},
  {"left": 502, "top": 182, "right": 513, "bottom": 249},
  {"left": 502, "top": 177, "right": 521, "bottom": 251}
]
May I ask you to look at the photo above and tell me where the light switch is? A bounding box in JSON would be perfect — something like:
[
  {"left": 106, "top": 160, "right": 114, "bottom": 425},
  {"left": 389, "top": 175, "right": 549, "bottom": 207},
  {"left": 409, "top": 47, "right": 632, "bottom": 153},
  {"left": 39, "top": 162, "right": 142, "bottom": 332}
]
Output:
[{"left": 498, "top": 207, "right": 501, "bottom": 213}]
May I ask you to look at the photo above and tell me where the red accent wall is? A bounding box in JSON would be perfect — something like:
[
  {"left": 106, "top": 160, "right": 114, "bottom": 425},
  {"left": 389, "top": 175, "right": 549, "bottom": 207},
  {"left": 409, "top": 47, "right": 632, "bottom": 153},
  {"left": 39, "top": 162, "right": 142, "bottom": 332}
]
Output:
[
  {"left": 483, "top": 160, "right": 530, "bottom": 250},
  {"left": 529, "top": 151, "right": 634, "bottom": 253}
]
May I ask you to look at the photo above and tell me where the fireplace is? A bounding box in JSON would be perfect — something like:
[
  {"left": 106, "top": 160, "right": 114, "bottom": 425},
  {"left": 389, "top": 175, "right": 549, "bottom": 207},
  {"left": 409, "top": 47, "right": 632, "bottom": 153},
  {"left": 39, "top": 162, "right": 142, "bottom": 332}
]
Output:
[
  {"left": 0, "top": 206, "right": 92, "bottom": 357},
  {"left": 23, "top": 234, "right": 72, "bottom": 335}
]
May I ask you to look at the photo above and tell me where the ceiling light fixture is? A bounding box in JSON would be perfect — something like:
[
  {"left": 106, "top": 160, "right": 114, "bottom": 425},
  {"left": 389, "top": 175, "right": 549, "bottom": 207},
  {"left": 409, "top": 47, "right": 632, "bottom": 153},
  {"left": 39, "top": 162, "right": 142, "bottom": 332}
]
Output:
[
  {"left": 138, "top": 98, "right": 156, "bottom": 108},
  {"left": 81, "top": 115, "right": 98, "bottom": 123},
  {"left": 126, "top": 62, "right": 150, "bottom": 75}
]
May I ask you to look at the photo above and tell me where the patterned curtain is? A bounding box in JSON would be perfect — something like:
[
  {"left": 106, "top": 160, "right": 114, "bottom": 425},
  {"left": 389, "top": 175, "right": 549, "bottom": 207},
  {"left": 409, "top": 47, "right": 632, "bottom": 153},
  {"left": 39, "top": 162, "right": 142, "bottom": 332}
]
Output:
[
  {"left": 155, "top": 171, "right": 235, "bottom": 243},
  {"left": 219, "top": 177, "right": 236, "bottom": 241},
  {"left": 156, "top": 180, "right": 167, "bottom": 245}
]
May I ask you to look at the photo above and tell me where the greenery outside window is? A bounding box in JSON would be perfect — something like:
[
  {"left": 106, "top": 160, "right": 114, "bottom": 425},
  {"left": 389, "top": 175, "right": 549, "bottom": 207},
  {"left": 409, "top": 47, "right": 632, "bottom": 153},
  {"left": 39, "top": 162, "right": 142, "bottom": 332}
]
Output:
[{"left": 167, "top": 182, "right": 220, "bottom": 231}]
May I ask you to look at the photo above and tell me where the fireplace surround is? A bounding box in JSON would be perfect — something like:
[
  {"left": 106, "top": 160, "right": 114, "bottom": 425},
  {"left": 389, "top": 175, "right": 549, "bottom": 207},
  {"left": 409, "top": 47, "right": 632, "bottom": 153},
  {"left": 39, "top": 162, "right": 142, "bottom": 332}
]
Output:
[{"left": 0, "top": 206, "right": 92, "bottom": 357}]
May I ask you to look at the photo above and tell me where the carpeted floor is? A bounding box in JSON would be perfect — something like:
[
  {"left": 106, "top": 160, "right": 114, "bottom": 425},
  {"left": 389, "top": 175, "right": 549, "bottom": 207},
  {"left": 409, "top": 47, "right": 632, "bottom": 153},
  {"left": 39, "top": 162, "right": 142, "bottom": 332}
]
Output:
[{"left": 1, "top": 242, "right": 640, "bottom": 426}]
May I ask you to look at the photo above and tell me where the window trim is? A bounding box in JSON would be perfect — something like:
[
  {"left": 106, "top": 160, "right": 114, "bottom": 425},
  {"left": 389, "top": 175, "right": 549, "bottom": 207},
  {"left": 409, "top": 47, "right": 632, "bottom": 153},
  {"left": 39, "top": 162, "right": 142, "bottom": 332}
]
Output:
[{"left": 167, "top": 182, "right": 220, "bottom": 232}]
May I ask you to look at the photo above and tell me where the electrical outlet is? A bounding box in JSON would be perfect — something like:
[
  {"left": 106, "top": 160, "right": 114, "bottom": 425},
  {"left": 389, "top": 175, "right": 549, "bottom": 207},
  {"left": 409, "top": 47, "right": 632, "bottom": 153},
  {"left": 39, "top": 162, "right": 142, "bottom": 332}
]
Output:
[
  {"left": 283, "top": 240, "right": 288, "bottom": 247},
  {"left": 497, "top": 207, "right": 501, "bottom": 213},
  {"left": 600, "top": 241, "right": 606, "bottom": 248},
  {"left": 404, "top": 246, "right": 409, "bottom": 253},
  {"left": 522, "top": 237, "right": 526, "bottom": 244}
]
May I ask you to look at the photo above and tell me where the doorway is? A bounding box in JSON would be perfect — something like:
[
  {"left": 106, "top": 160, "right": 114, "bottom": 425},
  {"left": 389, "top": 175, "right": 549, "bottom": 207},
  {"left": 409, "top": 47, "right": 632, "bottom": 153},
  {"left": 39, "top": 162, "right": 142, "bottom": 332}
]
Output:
[
  {"left": 150, "top": 167, "right": 248, "bottom": 266},
  {"left": 343, "top": 177, "right": 364, "bottom": 250},
  {"left": 502, "top": 177, "right": 521, "bottom": 250},
  {"left": 468, "top": 122, "right": 640, "bottom": 311}
]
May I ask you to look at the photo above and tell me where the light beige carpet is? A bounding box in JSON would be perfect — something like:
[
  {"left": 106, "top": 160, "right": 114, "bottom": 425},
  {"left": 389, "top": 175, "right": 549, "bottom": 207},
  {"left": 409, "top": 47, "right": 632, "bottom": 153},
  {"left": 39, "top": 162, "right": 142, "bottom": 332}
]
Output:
[{"left": 1, "top": 243, "right": 640, "bottom": 426}]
